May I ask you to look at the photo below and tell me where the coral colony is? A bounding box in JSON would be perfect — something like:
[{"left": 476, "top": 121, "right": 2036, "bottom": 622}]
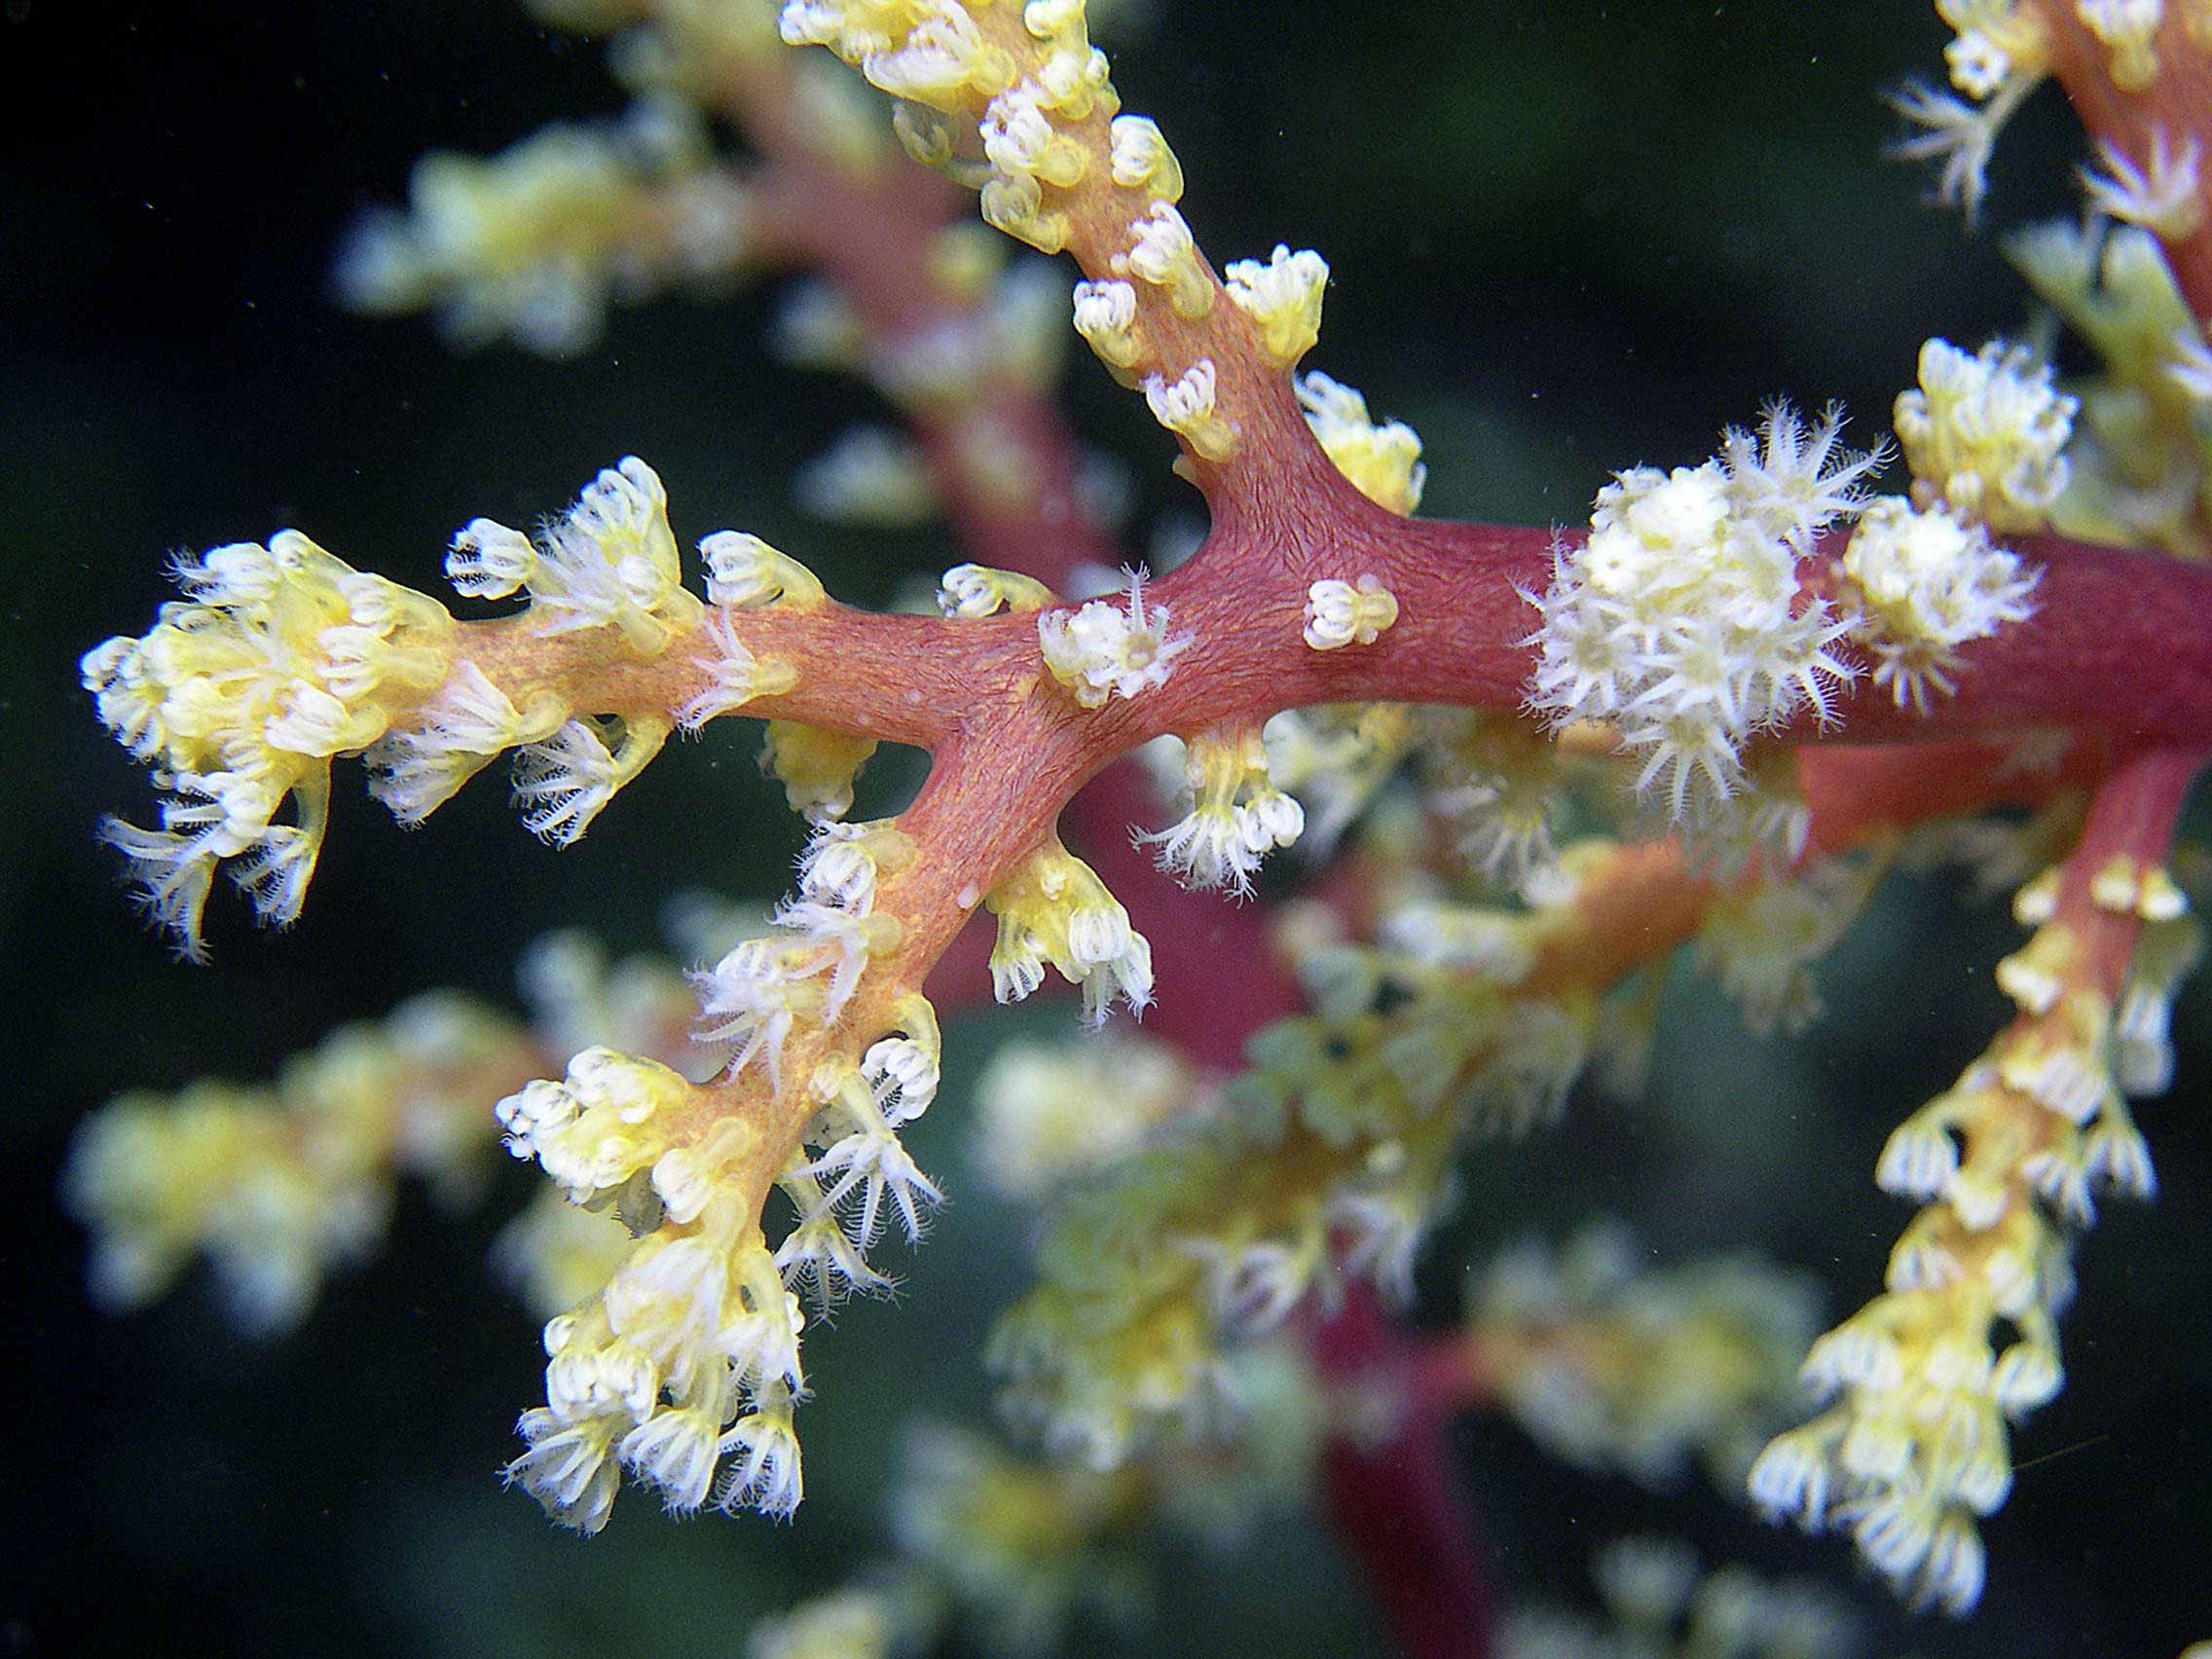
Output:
[{"left": 69, "top": 2, "right": 2212, "bottom": 1654}]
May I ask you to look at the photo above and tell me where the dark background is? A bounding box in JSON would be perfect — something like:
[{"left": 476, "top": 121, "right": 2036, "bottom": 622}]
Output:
[{"left": 3, "top": 2, "right": 2205, "bottom": 1655}]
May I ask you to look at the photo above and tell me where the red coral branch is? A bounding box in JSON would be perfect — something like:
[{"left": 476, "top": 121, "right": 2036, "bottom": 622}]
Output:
[
  {"left": 1312, "top": 1286, "right": 1497, "bottom": 1659},
  {"left": 2042, "top": 741, "right": 2209, "bottom": 988},
  {"left": 1147, "top": 505, "right": 2212, "bottom": 749}
]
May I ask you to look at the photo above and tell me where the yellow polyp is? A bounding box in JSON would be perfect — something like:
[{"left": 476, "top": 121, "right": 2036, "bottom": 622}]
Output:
[
  {"left": 610, "top": 712, "right": 673, "bottom": 785},
  {"left": 2089, "top": 853, "right": 2143, "bottom": 912},
  {"left": 2102, "top": 36, "right": 2161, "bottom": 92},
  {"left": 1224, "top": 244, "right": 1328, "bottom": 368},
  {"left": 758, "top": 655, "right": 802, "bottom": 698},
  {"left": 1143, "top": 359, "right": 1238, "bottom": 461},
  {"left": 1116, "top": 203, "right": 1216, "bottom": 320},
  {"left": 497, "top": 1047, "right": 699, "bottom": 1204},
  {"left": 1936, "top": 0, "right": 2051, "bottom": 92},
  {"left": 1108, "top": 115, "right": 1183, "bottom": 203},
  {"left": 1143, "top": 723, "right": 1304, "bottom": 895},
  {"left": 983, "top": 837, "right": 1153, "bottom": 1019},
  {"left": 460, "top": 458, "right": 704, "bottom": 655},
  {"left": 1993, "top": 1018, "right": 2109, "bottom": 1125},
  {"left": 866, "top": 828, "right": 919, "bottom": 881},
  {"left": 1036, "top": 141, "right": 1089, "bottom": 194},
  {"left": 1176, "top": 412, "right": 1236, "bottom": 463},
  {"left": 891, "top": 100, "right": 962, "bottom": 170},
  {"left": 1072, "top": 278, "right": 1145, "bottom": 377},
  {"left": 1894, "top": 339, "right": 2074, "bottom": 535},
  {"left": 980, "top": 180, "right": 1071, "bottom": 255},
  {"left": 808, "top": 1051, "right": 870, "bottom": 1107},
  {"left": 702, "top": 532, "right": 830, "bottom": 611},
  {"left": 760, "top": 720, "right": 879, "bottom": 822},
  {"left": 1995, "top": 925, "right": 2075, "bottom": 1015},
  {"left": 938, "top": 562, "right": 1056, "bottom": 618},
  {"left": 883, "top": 989, "right": 940, "bottom": 1054},
  {"left": 1302, "top": 575, "right": 1400, "bottom": 650},
  {"left": 2011, "top": 866, "right": 2062, "bottom": 925},
  {"left": 2137, "top": 866, "right": 2189, "bottom": 920},
  {"left": 1164, "top": 269, "right": 1214, "bottom": 320},
  {"left": 1296, "top": 373, "right": 1427, "bottom": 514}
]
